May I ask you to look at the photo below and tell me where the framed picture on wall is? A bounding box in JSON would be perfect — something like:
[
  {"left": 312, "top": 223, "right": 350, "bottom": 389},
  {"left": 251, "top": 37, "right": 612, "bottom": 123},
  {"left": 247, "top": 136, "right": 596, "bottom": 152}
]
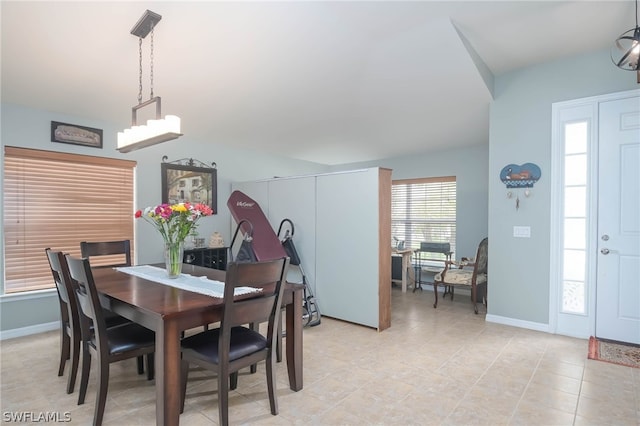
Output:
[
  {"left": 51, "top": 121, "right": 103, "bottom": 148},
  {"left": 161, "top": 161, "right": 217, "bottom": 213}
]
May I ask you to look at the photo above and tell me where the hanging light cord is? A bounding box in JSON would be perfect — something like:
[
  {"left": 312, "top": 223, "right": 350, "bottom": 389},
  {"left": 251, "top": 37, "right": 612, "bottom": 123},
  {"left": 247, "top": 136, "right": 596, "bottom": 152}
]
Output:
[
  {"left": 150, "top": 22, "right": 155, "bottom": 100},
  {"left": 137, "top": 37, "right": 143, "bottom": 105},
  {"left": 136, "top": 21, "right": 155, "bottom": 105}
]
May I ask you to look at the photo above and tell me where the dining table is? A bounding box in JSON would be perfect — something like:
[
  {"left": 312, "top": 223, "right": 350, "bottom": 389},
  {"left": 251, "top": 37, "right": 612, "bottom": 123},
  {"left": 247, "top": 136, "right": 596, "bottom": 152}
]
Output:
[{"left": 91, "top": 263, "right": 304, "bottom": 426}]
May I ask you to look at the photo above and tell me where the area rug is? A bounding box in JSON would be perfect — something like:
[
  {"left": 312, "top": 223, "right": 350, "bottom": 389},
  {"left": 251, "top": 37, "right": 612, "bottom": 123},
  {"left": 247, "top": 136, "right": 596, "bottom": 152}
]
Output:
[{"left": 588, "top": 336, "right": 640, "bottom": 368}]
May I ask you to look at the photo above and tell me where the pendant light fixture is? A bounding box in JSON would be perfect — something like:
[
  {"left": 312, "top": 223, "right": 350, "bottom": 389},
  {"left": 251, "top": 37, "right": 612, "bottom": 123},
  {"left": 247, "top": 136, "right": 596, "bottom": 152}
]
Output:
[
  {"left": 611, "top": 0, "right": 640, "bottom": 82},
  {"left": 117, "top": 10, "right": 182, "bottom": 153}
]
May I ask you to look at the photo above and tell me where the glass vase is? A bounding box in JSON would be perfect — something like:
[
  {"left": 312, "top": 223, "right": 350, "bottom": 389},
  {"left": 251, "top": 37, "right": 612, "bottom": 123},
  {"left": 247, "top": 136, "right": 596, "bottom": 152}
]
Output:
[{"left": 164, "top": 241, "right": 184, "bottom": 278}]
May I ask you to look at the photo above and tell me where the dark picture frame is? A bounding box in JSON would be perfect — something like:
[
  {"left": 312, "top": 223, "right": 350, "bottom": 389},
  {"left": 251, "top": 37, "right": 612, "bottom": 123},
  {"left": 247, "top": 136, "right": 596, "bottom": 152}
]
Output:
[
  {"left": 161, "top": 162, "right": 217, "bottom": 213},
  {"left": 51, "top": 121, "right": 103, "bottom": 148}
]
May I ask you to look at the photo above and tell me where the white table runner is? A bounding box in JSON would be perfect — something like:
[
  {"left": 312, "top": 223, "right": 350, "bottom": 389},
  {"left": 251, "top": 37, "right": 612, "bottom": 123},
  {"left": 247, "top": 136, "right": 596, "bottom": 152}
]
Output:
[{"left": 115, "top": 265, "right": 259, "bottom": 298}]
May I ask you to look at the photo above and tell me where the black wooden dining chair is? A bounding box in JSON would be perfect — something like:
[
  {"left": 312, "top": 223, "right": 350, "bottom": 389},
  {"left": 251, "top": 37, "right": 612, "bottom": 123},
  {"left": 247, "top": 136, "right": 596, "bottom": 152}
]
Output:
[
  {"left": 180, "top": 257, "right": 289, "bottom": 426},
  {"left": 66, "top": 254, "right": 156, "bottom": 426},
  {"left": 80, "top": 239, "right": 148, "bottom": 374},
  {"left": 46, "top": 248, "right": 150, "bottom": 399}
]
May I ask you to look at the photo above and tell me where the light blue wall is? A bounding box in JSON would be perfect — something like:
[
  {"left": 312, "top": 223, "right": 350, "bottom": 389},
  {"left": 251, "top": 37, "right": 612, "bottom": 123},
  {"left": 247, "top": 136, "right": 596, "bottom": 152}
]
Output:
[
  {"left": 0, "top": 102, "right": 328, "bottom": 333},
  {"left": 488, "top": 49, "right": 638, "bottom": 325},
  {"left": 329, "top": 144, "right": 489, "bottom": 261}
]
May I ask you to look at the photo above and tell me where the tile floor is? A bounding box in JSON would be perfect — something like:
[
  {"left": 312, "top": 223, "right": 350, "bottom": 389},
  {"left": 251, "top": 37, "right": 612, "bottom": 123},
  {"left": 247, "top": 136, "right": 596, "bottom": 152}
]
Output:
[{"left": 1, "top": 287, "right": 639, "bottom": 425}]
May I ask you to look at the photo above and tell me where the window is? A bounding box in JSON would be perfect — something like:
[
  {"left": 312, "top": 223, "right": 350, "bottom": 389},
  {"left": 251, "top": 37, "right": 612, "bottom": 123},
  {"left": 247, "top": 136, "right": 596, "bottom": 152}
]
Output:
[
  {"left": 561, "top": 121, "right": 589, "bottom": 314},
  {"left": 392, "top": 176, "right": 456, "bottom": 258},
  {"left": 3, "top": 147, "right": 136, "bottom": 294}
]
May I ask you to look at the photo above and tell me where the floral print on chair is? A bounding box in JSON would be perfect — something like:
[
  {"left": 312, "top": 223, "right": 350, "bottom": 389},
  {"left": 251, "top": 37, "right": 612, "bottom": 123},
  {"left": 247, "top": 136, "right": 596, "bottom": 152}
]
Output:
[{"left": 434, "top": 269, "right": 487, "bottom": 285}]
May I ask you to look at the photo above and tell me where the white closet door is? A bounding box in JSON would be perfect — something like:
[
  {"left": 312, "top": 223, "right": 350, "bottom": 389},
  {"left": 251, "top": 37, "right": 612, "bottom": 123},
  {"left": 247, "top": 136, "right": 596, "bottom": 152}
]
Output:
[
  {"left": 268, "top": 177, "right": 317, "bottom": 294},
  {"left": 316, "top": 169, "right": 379, "bottom": 328}
]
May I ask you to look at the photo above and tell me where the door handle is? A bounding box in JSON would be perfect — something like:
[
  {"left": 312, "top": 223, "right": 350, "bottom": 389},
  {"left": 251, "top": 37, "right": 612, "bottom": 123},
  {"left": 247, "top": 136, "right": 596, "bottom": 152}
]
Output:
[{"left": 600, "top": 248, "right": 610, "bottom": 255}]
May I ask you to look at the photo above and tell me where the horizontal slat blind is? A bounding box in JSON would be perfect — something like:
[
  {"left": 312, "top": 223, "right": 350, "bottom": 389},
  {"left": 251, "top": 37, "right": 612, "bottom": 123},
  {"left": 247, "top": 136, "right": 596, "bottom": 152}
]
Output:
[
  {"left": 3, "top": 147, "right": 136, "bottom": 293},
  {"left": 392, "top": 176, "right": 456, "bottom": 259}
]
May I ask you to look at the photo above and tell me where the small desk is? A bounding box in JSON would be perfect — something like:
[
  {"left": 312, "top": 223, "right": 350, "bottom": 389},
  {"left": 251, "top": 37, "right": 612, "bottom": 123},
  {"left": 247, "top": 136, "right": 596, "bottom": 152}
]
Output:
[
  {"left": 413, "top": 242, "right": 452, "bottom": 292},
  {"left": 391, "top": 248, "right": 416, "bottom": 292},
  {"left": 92, "top": 264, "right": 303, "bottom": 426}
]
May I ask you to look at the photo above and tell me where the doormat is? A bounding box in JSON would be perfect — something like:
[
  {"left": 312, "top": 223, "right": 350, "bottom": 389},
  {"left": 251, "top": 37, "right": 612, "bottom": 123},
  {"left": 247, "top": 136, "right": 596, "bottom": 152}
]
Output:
[{"left": 588, "top": 336, "right": 640, "bottom": 369}]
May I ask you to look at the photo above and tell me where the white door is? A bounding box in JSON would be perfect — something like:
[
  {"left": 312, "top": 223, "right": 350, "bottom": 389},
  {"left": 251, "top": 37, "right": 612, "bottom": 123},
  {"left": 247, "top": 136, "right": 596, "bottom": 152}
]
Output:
[{"left": 596, "top": 96, "right": 640, "bottom": 344}]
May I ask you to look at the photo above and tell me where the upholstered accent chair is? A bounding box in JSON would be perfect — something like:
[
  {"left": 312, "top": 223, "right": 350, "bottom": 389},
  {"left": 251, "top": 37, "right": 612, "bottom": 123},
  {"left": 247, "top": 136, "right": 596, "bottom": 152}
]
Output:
[{"left": 433, "top": 237, "right": 488, "bottom": 314}]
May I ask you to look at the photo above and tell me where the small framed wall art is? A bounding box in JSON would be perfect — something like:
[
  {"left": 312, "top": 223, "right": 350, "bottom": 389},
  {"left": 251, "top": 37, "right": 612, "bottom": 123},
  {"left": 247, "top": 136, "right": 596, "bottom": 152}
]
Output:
[{"left": 51, "top": 121, "right": 103, "bottom": 148}]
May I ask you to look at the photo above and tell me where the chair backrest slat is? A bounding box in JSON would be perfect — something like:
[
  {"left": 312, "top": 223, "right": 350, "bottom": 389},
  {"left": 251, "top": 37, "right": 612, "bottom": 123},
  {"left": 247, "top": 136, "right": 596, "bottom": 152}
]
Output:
[{"left": 80, "top": 240, "right": 131, "bottom": 269}]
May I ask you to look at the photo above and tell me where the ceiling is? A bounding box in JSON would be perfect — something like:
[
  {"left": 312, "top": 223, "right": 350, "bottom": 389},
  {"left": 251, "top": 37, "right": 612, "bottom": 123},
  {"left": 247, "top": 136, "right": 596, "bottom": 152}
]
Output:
[{"left": 1, "top": 1, "right": 632, "bottom": 165}]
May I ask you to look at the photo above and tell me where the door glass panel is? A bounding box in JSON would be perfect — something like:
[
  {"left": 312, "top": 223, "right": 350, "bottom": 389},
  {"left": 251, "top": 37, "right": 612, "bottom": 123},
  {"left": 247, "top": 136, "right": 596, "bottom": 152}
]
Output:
[
  {"left": 563, "top": 249, "right": 585, "bottom": 281},
  {"left": 561, "top": 120, "right": 588, "bottom": 315},
  {"left": 564, "top": 154, "right": 587, "bottom": 185},
  {"left": 565, "top": 122, "right": 588, "bottom": 154},
  {"left": 564, "top": 218, "right": 586, "bottom": 249},
  {"left": 564, "top": 187, "right": 586, "bottom": 217},
  {"left": 562, "top": 280, "right": 585, "bottom": 313}
]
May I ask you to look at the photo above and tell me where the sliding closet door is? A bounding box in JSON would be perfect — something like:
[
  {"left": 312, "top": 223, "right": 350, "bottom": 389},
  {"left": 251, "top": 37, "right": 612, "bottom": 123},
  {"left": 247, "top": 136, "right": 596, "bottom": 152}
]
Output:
[{"left": 316, "top": 169, "right": 380, "bottom": 328}]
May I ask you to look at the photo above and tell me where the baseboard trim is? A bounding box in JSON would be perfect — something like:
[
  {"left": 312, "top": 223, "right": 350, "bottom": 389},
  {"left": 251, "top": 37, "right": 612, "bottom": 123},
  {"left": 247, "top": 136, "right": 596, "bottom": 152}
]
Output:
[
  {"left": 0, "top": 321, "right": 58, "bottom": 341},
  {"left": 485, "top": 314, "right": 550, "bottom": 333}
]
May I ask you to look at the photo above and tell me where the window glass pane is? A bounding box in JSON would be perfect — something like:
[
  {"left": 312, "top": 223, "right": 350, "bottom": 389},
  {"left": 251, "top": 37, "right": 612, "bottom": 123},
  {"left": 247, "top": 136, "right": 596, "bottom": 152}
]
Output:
[
  {"left": 562, "top": 280, "right": 585, "bottom": 314},
  {"left": 565, "top": 122, "right": 588, "bottom": 154},
  {"left": 564, "top": 218, "right": 586, "bottom": 249},
  {"left": 564, "top": 154, "right": 587, "bottom": 185},
  {"left": 563, "top": 249, "right": 585, "bottom": 281},
  {"left": 564, "top": 187, "right": 586, "bottom": 217}
]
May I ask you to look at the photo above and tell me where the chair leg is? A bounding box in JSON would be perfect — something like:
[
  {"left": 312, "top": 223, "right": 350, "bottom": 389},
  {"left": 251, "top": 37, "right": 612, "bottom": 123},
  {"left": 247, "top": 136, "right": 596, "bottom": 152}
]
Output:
[
  {"left": 443, "top": 285, "right": 454, "bottom": 300},
  {"left": 218, "top": 367, "right": 229, "bottom": 426},
  {"left": 59, "top": 327, "right": 70, "bottom": 377},
  {"left": 276, "top": 312, "right": 283, "bottom": 363},
  {"left": 433, "top": 281, "right": 439, "bottom": 308},
  {"left": 266, "top": 353, "right": 278, "bottom": 415},
  {"left": 180, "top": 360, "right": 189, "bottom": 414},
  {"left": 78, "top": 345, "right": 91, "bottom": 405},
  {"left": 249, "top": 323, "right": 258, "bottom": 374},
  {"left": 67, "top": 331, "right": 81, "bottom": 394},
  {"left": 137, "top": 356, "right": 144, "bottom": 375},
  {"left": 146, "top": 353, "right": 155, "bottom": 380},
  {"left": 94, "top": 358, "right": 109, "bottom": 426},
  {"left": 230, "top": 372, "right": 238, "bottom": 390},
  {"left": 472, "top": 283, "right": 478, "bottom": 314}
]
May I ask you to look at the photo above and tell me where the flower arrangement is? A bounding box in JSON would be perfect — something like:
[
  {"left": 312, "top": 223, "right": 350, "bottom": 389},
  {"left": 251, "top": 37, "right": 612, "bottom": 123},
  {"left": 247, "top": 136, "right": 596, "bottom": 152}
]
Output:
[
  {"left": 135, "top": 202, "right": 213, "bottom": 276},
  {"left": 135, "top": 202, "right": 213, "bottom": 244}
]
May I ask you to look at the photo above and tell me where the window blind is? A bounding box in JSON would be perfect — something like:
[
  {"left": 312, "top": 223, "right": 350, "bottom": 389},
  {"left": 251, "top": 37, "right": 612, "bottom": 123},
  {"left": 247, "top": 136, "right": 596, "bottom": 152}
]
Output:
[
  {"left": 391, "top": 176, "right": 456, "bottom": 259},
  {"left": 3, "top": 147, "right": 136, "bottom": 294}
]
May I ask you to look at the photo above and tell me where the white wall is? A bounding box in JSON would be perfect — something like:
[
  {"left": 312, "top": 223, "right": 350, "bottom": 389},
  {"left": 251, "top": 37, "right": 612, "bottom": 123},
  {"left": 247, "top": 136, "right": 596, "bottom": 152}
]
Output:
[{"left": 488, "top": 49, "right": 638, "bottom": 326}]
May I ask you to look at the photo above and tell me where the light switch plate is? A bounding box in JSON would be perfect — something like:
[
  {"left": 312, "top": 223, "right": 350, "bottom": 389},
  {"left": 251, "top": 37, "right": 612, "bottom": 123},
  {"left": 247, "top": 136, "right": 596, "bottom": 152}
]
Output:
[{"left": 513, "top": 226, "right": 531, "bottom": 238}]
